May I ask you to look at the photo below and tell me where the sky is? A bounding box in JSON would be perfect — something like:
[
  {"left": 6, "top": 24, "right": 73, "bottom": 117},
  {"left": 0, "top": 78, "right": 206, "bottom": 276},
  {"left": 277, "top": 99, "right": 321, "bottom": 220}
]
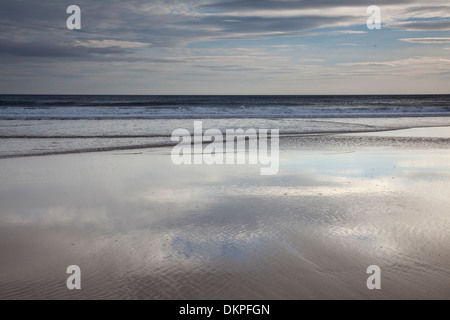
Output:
[{"left": 0, "top": 0, "right": 449, "bottom": 94}]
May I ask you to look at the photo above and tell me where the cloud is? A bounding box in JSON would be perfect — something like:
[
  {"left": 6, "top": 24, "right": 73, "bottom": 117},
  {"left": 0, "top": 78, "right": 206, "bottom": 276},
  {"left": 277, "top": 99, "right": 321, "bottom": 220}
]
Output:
[
  {"left": 199, "top": 0, "right": 412, "bottom": 12},
  {"left": 339, "top": 61, "right": 398, "bottom": 67},
  {"left": 402, "top": 5, "right": 450, "bottom": 18},
  {"left": 0, "top": 0, "right": 447, "bottom": 51},
  {"left": 329, "top": 30, "right": 366, "bottom": 34},
  {"left": 74, "top": 40, "right": 151, "bottom": 48},
  {"left": 399, "top": 37, "right": 450, "bottom": 44},
  {"left": 334, "top": 57, "right": 450, "bottom": 81},
  {"left": 1, "top": 0, "right": 450, "bottom": 94},
  {"left": 0, "top": 0, "right": 391, "bottom": 49},
  {"left": 298, "top": 58, "right": 323, "bottom": 62},
  {"left": 338, "top": 56, "right": 450, "bottom": 67},
  {"left": 391, "top": 21, "right": 450, "bottom": 31},
  {"left": 0, "top": 39, "right": 135, "bottom": 58}
]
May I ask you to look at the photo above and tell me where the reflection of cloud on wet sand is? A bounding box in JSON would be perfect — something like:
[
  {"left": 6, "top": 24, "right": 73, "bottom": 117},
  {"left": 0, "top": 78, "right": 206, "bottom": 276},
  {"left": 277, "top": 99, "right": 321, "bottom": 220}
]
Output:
[{"left": 1, "top": 145, "right": 450, "bottom": 298}]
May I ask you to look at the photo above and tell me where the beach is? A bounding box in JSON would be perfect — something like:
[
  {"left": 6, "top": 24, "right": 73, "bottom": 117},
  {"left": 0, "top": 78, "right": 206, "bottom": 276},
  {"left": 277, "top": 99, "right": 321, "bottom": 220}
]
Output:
[
  {"left": 3, "top": 0, "right": 450, "bottom": 303},
  {"left": 1, "top": 126, "right": 450, "bottom": 299}
]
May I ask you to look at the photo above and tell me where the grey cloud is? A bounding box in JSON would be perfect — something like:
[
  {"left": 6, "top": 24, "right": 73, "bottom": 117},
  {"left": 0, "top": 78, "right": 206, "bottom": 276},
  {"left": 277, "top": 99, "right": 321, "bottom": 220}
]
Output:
[
  {"left": 199, "top": 0, "right": 413, "bottom": 11},
  {"left": 0, "top": 39, "right": 134, "bottom": 58},
  {"left": 200, "top": 15, "right": 354, "bottom": 34},
  {"left": 0, "top": 0, "right": 382, "bottom": 52},
  {"left": 194, "top": 64, "right": 259, "bottom": 72}
]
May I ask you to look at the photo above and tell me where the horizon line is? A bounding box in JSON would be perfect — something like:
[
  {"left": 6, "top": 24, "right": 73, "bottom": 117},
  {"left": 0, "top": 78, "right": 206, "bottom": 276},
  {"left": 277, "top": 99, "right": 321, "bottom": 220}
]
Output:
[{"left": 1, "top": 93, "right": 449, "bottom": 96}]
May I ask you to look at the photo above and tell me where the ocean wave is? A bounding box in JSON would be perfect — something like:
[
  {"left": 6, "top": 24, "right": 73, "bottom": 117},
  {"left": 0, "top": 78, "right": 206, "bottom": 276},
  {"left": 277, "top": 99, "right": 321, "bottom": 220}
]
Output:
[
  {"left": 0, "top": 95, "right": 449, "bottom": 120},
  {"left": 0, "top": 106, "right": 449, "bottom": 120}
]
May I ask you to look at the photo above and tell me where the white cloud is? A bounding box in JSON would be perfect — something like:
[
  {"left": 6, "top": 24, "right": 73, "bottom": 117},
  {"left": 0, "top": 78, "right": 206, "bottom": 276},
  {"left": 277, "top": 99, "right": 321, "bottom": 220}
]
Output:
[
  {"left": 298, "top": 58, "right": 324, "bottom": 62},
  {"left": 339, "top": 56, "right": 450, "bottom": 67},
  {"left": 329, "top": 30, "right": 367, "bottom": 35},
  {"left": 75, "top": 40, "right": 151, "bottom": 48},
  {"left": 399, "top": 37, "right": 450, "bottom": 44}
]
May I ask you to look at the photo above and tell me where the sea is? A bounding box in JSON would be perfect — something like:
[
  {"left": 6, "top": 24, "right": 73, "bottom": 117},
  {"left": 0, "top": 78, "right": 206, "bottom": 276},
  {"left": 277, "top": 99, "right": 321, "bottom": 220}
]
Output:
[{"left": 1, "top": 94, "right": 449, "bottom": 158}]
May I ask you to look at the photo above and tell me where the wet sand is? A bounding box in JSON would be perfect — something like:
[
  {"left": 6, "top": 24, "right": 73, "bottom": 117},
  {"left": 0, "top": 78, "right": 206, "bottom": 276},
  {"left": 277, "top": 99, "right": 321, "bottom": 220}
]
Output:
[{"left": 1, "top": 127, "right": 450, "bottom": 299}]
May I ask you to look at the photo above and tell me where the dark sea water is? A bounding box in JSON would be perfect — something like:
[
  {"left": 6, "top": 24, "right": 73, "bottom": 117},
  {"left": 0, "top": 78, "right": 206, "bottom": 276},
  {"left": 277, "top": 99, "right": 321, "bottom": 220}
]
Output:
[
  {"left": 0, "top": 95, "right": 449, "bottom": 158},
  {"left": 1, "top": 95, "right": 450, "bottom": 119}
]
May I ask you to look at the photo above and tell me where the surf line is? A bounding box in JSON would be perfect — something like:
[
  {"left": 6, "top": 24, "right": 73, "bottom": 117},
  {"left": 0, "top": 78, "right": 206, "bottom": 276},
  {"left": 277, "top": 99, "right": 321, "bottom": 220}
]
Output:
[{"left": 171, "top": 121, "right": 279, "bottom": 175}]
